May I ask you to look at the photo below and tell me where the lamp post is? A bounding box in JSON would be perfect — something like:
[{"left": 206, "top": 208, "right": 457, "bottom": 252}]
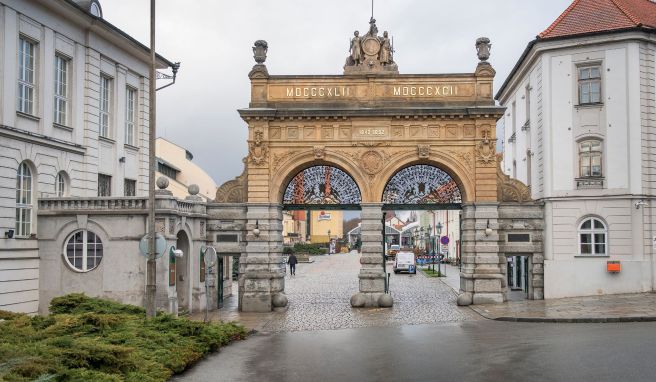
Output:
[
  {"left": 327, "top": 229, "right": 331, "bottom": 255},
  {"left": 427, "top": 224, "right": 433, "bottom": 272},
  {"left": 436, "top": 222, "right": 443, "bottom": 276}
]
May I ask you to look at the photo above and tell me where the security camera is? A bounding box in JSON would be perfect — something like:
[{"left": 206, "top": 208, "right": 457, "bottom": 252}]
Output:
[
  {"left": 5, "top": 229, "right": 14, "bottom": 239},
  {"left": 173, "top": 249, "right": 184, "bottom": 258}
]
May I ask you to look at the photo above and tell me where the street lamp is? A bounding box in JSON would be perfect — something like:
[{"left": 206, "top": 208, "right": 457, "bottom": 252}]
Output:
[
  {"left": 436, "top": 222, "right": 443, "bottom": 276},
  {"left": 327, "top": 229, "right": 331, "bottom": 255}
]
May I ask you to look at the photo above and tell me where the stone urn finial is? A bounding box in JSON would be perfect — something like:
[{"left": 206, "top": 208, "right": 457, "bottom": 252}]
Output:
[
  {"left": 188, "top": 184, "right": 200, "bottom": 196},
  {"left": 253, "top": 40, "right": 268, "bottom": 64},
  {"left": 156, "top": 176, "right": 169, "bottom": 190},
  {"left": 476, "top": 37, "right": 491, "bottom": 62}
]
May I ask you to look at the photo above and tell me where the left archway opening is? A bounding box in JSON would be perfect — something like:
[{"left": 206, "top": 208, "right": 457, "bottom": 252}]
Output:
[{"left": 282, "top": 165, "right": 362, "bottom": 211}]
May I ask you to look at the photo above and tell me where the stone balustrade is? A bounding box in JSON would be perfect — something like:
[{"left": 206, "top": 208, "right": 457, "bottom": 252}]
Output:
[
  {"left": 38, "top": 196, "right": 206, "bottom": 215},
  {"left": 38, "top": 197, "right": 148, "bottom": 213}
]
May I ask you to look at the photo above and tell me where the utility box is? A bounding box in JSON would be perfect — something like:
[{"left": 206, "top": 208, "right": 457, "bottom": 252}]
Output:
[{"left": 607, "top": 261, "right": 621, "bottom": 273}]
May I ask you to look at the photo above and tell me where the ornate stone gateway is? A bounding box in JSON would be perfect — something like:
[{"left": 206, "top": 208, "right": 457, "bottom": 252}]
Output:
[{"left": 216, "top": 18, "right": 540, "bottom": 312}]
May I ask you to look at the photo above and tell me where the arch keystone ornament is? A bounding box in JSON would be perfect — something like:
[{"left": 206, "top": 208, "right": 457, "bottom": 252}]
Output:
[
  {"left": 361, "top": 150, "right": 384, "bottom": 175},
  {"left": 221, "top": 29, "right": 514, "bottom": 312}
]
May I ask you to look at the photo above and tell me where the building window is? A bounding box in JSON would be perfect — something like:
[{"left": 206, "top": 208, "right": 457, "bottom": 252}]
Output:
[
  {"left": 18, "top": 37, "right": 36, "bottom": 115},
  {"left": 64, "top": 230, "right": 103, "bottom": 272},
  {"left": 98, "top": 174, "right": 111, "bottom": 196},
  {"left": 54, "top": 55, "right": 69, "bottom": 125},
  {"left": 157, "top": 161, "right": 178, "bottom": 180},
  {"left": 124, "top": 179, "right": 136, "bottom": 196},
  {"left": 125, "top": 87, "right": 137, "bottom": 146},
  {"left": 579, "top": 140, "right": 602, "bottom": 177},
  {"left": 15, "top": 162, "right": 33, "bottom": 236},
  {"left": 579, "top": 217, "right": 607, "bottom": 255},
  {"left": 578, "top": 66, "right": 601, "bottom": 104},
  {"left": 99, "top": 75, "right": 111, "bottom": 137},
  {"left": 524, "top": 84, "right": 531, "bottom": 128},
  {"left": 56, "top": 171, "right": 68, "bottom": 197}
]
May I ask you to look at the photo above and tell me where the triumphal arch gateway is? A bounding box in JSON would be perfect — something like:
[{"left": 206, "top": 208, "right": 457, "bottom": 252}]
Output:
[{"left": 214, "top": 19, "right": 542, "bottom": 312}]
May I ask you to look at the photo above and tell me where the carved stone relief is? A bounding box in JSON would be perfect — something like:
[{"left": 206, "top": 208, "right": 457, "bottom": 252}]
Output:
[
  {"left": 248, "top": 130, "right": 269, "bottom": 166},
  {"left": 156, "top": 218, "right": 165, "bottom": 234},
  {"left": 314, "top": 146, "right": 325, "bottom": 159},
  {"left": 417, "top": 144, "right": 430, "bottom": 159},
  {"left": 497, "top": 154, "right": 531, "bottom": 202},
  {"left": 215, "top": 164, "right": 247, "bottom": 203},
  {"left": 361, "top": 150, "right": 385, "bottom": 175},
  {"left": 476, "top": 128, "right": 496, "bottom": 165}
]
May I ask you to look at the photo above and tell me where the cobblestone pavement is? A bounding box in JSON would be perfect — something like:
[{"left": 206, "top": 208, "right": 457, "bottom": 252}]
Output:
[{"left": 261, "top": 252, "right": 478, "bottom": 332}]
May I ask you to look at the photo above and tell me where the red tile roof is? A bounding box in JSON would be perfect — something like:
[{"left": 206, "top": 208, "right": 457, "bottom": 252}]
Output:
[{"left": 539, "top": 0, "right": 656, "bottom": 39}]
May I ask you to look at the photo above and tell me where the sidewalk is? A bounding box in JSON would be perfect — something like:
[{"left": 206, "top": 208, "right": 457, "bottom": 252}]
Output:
[
  {"left": 189, "top": 294, "right": 274, "bottom": 333},
  {"left": 470, "top": 292, "right": 656, "bottom": 323},
  {"left": 437, "top": 266, "right": 656, "bottom": 323}
]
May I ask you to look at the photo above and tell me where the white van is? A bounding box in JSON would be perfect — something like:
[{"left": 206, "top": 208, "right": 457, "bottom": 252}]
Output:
[{"left": 393, "top": 251, "right": 416, "bottom": 274}]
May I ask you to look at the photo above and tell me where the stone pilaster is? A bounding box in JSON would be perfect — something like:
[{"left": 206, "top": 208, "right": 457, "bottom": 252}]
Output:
[
  {"left": 458, "top": 202, "right": 505, "bottom": 305},
  {"left": 351, "top": 203, "right": 393, "bottom": 308},
  {"left": 241, "top": 203, "right": 287, "bottom": 312}
]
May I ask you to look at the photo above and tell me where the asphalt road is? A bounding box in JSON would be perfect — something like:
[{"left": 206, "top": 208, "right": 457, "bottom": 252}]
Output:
[{"left": 173, "top": 320, "right": 656, "bottom": 382}]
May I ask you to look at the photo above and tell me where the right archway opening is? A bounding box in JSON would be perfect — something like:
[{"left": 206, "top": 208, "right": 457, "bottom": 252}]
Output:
[{"left": 380, "top": 164, "right": 465, "bottom": 302}]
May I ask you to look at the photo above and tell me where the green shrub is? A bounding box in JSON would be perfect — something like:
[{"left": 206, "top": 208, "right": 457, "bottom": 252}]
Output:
[
  {"left": 50, "top": 293, "right": 145, "bottom": 315},
  {"left": 293, "top": 243, "right": 326, "bottom": 255},
  {"left": 0, "top": 294, "right": 246, "bottom": 382},
  {"left": 283, "top": 246, "right": 294, "bottom": 255}
]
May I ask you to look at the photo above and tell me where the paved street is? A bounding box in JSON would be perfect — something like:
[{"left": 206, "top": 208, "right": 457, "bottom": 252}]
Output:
[
  {"left": 174, "top": 321, "right": 656, "bottom": 382},
  {"left": 261, "top": 252, "right": 477, "bottom": 332}
]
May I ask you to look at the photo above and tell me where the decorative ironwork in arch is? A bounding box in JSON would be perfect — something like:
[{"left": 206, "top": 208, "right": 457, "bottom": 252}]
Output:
[
  {"left": 283, "top": 165, "right": 362, "bottom": 205},
  {"left": 382, "top": 165, "right": 462, "bottom": 205}
]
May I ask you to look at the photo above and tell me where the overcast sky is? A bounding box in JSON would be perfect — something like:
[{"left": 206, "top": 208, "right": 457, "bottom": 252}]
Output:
[{"left": 102, "top": 0, "right": 572, "bottom": 187}]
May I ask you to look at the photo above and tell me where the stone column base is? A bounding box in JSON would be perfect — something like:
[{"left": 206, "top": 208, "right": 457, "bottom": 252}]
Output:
[{"left": 350, "top": 292, "right": 393, "bottom": 308}]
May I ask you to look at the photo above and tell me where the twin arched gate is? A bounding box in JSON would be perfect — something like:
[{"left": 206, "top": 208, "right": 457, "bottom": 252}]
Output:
[
  {"left": 213, "top": 34, "right": 542, "bottom": 312},
  {"left": 278, "top": 164, "right": 463, "bottom": 309}
]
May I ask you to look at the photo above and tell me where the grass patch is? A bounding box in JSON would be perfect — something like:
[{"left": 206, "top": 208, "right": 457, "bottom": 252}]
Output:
[
  {"left": 421, "top": 268, "right": 444, "bottom": 277},
  {"left": 0, "top": 293, "right": 247, "bottom": 381}
]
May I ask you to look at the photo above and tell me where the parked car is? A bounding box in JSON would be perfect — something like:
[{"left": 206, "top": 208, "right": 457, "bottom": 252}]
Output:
[
  {"left": 387, "top": 244, "right": 401, "bottom": 260},
  {"left": 394, "top": 251, "right": 416, "bottom": 274}
]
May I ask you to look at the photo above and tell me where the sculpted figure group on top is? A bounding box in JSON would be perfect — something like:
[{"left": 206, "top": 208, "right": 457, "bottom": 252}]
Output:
[{"left": 345, "top": 17, "right": 398, "bottom": 74}]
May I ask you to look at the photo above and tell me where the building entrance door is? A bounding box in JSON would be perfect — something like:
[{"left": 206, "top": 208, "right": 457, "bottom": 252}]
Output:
[{"left": 506, "top": 255, "right": 529, "bottom": 300}]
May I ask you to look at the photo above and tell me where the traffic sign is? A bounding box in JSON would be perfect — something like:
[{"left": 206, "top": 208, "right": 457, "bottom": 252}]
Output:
[
  {"left": 138, "top": 233, "right": 167, "bottom": 259},
  {"left": 440, "top": 236, "right": 450, "bottom": 245}
]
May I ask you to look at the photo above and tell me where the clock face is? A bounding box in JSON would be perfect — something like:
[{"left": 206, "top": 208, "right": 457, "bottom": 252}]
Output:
[{"left": 362, "top": 36, "right": 381, "bottom": 56}]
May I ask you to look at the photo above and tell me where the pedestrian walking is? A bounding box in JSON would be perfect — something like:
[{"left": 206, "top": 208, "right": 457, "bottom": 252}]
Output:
[{"left": 288, "top": 253, "right": 298, "bottom": 276}]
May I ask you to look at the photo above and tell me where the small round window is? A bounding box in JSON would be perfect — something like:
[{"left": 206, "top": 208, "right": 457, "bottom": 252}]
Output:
[{"left": 64, "top": 230, "right": 103, "bottom": 272}]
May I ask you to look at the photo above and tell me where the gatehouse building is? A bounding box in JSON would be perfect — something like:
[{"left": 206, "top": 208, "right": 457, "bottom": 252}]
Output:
[{"left": 497, "top": 0, "right": 656, "bottom": 298}]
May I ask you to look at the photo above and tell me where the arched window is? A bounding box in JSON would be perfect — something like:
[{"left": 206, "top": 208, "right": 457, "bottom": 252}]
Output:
[
  {"left": 64, "top": 230, "right": 103, "bottom": 272},
  {"left": 578, "top": 217, "right": 607, "bottom": 255},
  {"left": 56, "top": 171, "right": 68, "bottom": 197},
  {"left": 579, "top": 140, "right": 602, "bottom": 178},
  {"left": 15, "top": 162, "right": 33, "bottom": 236}
]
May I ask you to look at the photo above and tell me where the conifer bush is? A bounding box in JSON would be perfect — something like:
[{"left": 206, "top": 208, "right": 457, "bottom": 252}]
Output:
[{"left": 0, "top": 293, "right": 246, "bottom": 381}]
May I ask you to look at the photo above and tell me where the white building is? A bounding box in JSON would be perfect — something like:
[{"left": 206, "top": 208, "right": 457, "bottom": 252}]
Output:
[
  {"left": 0, "top": 0, "right": 175, "bottom": 313},
  {"left": 497, "top": 0, "right": 656, "bottom": 298},
  {"left": 156, "top": 138, "right": 218, "bottom": 201}
]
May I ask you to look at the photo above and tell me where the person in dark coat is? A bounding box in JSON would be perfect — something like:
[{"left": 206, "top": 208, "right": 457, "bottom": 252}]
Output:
[{"left": 288, "top": 254, "right": 298, "bottom": 276}]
